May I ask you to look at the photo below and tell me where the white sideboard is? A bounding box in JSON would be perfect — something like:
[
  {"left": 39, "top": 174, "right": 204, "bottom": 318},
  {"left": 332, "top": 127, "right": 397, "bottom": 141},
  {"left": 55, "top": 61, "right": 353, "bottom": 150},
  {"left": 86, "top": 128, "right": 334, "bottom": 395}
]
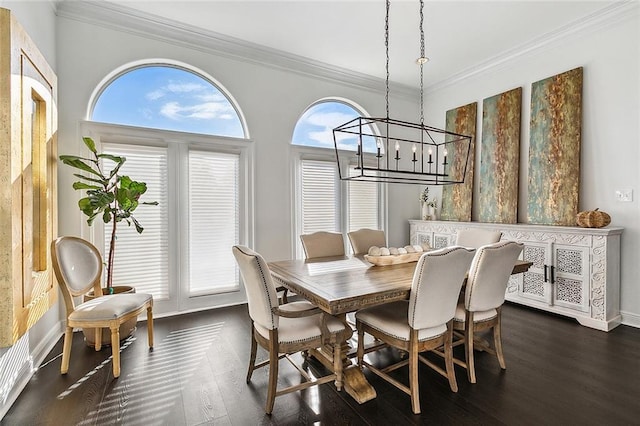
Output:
[{"left": 409, "top": 220, "right": 623, "bottom": 331}]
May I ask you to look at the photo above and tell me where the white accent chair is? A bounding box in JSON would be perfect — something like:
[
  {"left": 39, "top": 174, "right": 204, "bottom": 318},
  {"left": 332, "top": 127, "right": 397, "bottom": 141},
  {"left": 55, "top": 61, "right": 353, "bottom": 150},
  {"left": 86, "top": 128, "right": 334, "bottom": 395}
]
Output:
[
  {"left": 355, "top": 246, "right": 476, "bottom": 414},
  {"left": 51, "top": 236, "right": 154, "bottom": 378},
  {"left": 452, "top": 241, "right": 524, "bottom": 383},
  {"left": 300, "top": 231, "right": 345, "bottom": 259},
  {"left": 232, "top": 245, "right": 352, "bottom": 415},
  {"left": 455, "top": 228, "right": 502, "bottom": 248},
  {"left": 347, "top": 228, "right": 386, "bottom": 255}
]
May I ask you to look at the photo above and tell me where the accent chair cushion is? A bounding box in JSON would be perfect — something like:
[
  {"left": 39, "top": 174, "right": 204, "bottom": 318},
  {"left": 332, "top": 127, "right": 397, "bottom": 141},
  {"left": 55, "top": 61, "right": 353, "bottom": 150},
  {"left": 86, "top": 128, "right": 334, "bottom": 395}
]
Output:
[{"left": 69, "top": 293, "right": 152, "bottom": 323}]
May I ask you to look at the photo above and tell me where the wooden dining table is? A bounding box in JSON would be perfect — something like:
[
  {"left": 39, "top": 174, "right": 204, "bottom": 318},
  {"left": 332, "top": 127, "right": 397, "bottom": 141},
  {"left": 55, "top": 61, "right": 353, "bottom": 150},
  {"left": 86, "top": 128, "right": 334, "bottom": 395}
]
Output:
[{"left": 268, "top": 254, "right": 532, "bottom": 403}]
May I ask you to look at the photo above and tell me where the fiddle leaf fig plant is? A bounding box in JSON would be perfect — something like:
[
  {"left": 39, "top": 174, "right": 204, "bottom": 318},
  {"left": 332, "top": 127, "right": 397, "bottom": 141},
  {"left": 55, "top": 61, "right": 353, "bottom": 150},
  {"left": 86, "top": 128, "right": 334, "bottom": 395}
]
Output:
[{"left": 60, "top": 137, "right": 158, "bottom": 291}]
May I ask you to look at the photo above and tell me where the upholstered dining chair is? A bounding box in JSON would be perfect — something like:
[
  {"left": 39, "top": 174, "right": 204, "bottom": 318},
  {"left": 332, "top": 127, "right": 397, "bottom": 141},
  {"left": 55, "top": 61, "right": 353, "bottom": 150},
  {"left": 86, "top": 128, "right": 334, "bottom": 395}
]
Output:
[
  {"left": 355, "top": 246, "right": 476, "bottom": 414},
  {"left": 455, "top": 228, "right": 502, "bottom": 248},
  {"left": 232, "top": 245, "right": 352, "bottom": 415},
  {"left": 347, "top": 228, "right": 386, "bottom": 255},
  {"left": 51, "top": 236, "right": 154, "bottom": 379},
  {"left": 300, "top": 231, "right": 345, "bottom": 259},
  {"left": 451, "top": 241, "right": 524, "bottom": 384}
]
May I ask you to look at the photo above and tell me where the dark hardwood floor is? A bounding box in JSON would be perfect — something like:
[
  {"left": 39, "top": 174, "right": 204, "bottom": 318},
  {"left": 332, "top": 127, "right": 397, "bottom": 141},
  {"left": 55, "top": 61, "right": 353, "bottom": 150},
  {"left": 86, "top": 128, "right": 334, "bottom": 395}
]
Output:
[{"left": 3, "top": 303, "right": 640, "bottom": 425}]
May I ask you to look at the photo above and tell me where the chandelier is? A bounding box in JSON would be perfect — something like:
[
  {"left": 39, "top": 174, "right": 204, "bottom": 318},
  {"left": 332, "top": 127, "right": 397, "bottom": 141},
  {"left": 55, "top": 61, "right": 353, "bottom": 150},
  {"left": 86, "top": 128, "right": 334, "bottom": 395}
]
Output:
[{"left": 333, "top": 0, "right": 472, "bottom": 185}]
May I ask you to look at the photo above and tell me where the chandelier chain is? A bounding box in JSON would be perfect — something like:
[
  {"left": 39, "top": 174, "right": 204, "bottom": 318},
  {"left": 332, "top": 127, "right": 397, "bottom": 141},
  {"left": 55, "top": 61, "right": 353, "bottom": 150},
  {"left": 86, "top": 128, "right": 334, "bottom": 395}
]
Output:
[
  {"left": 385, "top": 0, "right": 390, "bottom": 119},
  {"left": 419, "top": 0, "right": 425, "bottom": 125}
]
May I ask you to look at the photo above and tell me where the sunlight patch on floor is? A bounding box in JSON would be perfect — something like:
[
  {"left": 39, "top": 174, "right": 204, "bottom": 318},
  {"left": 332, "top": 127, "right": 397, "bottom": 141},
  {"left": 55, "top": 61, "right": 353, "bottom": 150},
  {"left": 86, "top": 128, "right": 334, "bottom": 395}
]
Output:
[{"left": 59, "top": 322, "right": 224, "bottom": 425}]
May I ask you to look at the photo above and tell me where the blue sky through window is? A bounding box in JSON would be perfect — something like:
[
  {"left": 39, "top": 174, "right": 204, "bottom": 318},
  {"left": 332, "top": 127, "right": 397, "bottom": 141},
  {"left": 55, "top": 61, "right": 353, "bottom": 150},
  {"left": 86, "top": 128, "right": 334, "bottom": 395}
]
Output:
[
  {"left": 292, "top": 101, "right": 377, "bottom": 152},
  {"left": 92, "top": 66, "right": 244, "bottom": 137}
]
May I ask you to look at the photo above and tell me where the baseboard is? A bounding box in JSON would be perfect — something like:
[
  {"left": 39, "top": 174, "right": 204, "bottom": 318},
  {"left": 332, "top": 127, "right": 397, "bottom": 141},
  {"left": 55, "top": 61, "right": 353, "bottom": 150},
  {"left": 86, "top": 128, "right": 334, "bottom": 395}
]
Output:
[
  {"left": 0, "top": 320, "right": 63, "bottom": 420},
  {"left": 620, "top": 310, "right": 640, "bottom": 329}
]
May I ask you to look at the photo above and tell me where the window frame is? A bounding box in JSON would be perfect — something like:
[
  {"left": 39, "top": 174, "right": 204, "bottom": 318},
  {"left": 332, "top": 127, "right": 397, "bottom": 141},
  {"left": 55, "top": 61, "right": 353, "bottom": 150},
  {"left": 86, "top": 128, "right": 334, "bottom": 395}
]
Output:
[
  {"left": 86, "top": 59, "right": 250, "bottom": 139},
  {"left": 291, "top": 144, "right": 387, "bottom": 259},
  {"left": 79, "top": 120, "right": 254, "bottom": 315}
]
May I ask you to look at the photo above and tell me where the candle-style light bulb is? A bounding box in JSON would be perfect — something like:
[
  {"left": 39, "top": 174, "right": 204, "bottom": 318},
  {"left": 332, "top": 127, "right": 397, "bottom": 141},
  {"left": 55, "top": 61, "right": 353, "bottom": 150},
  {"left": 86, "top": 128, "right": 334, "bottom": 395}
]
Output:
[
  {"left": 395, "top": 141, "right": 400, "bottom": 152},
  {"left": 443, "top": 149, "right": 448, "bottom": 165},
  {"left": 428, "top": 148, "right": 433, "bottom": 163},
  {"left": 376, "top": 141, "right": 381, "bottom": 158},
  {"left": 412, "top": 144, "right": 417, "bottom": 161}
]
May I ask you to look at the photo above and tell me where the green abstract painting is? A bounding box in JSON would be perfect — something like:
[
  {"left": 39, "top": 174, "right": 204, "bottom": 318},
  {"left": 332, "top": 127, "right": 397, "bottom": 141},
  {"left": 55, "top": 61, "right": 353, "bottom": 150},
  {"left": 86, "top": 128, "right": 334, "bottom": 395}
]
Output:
[
  {"left": 479, "top": 87, "right": 522, "bottom": 223},
  {"left": 440, "top": 102, "right": 477, "bottom": 222},
  {"left": 527, "top": 67, "right": 582, "bottom": 225}
]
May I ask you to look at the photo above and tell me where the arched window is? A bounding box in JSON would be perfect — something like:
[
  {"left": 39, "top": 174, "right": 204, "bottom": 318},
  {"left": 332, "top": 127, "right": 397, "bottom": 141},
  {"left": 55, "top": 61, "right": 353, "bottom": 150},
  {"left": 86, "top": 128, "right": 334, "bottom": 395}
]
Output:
[
  {"left": 92, "top": 64, "right": 245, "bottom": 138},
  {"left": 292, "top": 100, "right": 377, "bottom": 152},
  {"left": 291, "top": 99, "right": 384, "bottom": 258},
  {"left": 83, "top": 62, "right": 251, "bottom": 315}
]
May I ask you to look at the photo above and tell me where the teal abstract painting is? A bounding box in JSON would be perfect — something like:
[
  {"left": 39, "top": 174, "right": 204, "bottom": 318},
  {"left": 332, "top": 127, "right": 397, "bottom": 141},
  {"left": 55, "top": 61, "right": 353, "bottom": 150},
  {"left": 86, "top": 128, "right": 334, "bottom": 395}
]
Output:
[
  {"left": 527, "top": 67, "right": 582, "bottom": 225},
  {"left": 479, "top": 87, "right": 522, "bottom": 223},
  {"left": 440, "top": 102, "right": 477, "bottom": 222}
]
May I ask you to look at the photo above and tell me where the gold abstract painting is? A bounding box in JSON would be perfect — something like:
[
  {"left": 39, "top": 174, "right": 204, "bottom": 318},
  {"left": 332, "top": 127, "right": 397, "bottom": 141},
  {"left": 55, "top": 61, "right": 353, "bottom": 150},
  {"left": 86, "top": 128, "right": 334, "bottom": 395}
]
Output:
[
  {"left": 440, "top": 102, "right": 477, "bottom": 222},
  {"left": 527, "top": 67, "right": 582, "bottom": 225},
  {"left": 479, "top": 87, "right": 522, "bottom": 223}
]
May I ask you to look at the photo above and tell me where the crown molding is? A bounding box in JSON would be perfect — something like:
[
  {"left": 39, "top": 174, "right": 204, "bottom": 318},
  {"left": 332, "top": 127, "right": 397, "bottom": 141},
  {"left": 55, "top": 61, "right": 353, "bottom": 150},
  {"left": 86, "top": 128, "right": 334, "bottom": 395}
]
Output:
[
  {"left": 426, "top": 1, "right": 639, "bottom": 94},
  {"left": 55, "top": 1, "right": 419, "bottom": 100},
  {"left": 55, "top": 1, "right": 635, "bottom": 100}
]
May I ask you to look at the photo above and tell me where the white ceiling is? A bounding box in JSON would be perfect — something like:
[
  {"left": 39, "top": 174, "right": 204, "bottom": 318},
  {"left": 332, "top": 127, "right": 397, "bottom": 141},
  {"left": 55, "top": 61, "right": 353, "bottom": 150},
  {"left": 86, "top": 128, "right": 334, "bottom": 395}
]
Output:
[{"left": 104, "top": 0, "right": 616, "bottom": 88}]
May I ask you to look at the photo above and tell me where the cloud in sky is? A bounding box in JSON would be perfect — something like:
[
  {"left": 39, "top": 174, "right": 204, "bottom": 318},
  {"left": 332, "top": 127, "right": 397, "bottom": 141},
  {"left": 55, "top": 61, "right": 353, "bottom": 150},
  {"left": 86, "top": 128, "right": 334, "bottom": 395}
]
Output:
[
  {"left": 144, "top": 79, "right": 237, "bottom": 121},
  {"left": 160, "top": 101, "right": 235, "bottom": 121},
  {"left": 145, "top": 81, "right": 212, "bottom": 101}
]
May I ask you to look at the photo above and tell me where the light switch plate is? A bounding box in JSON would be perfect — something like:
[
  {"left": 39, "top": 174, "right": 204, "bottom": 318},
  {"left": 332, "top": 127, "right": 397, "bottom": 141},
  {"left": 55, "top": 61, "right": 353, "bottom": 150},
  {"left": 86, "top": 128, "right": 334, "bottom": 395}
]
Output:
[{"left": 615, "top": 189, "right": 633, "bottom": 202}]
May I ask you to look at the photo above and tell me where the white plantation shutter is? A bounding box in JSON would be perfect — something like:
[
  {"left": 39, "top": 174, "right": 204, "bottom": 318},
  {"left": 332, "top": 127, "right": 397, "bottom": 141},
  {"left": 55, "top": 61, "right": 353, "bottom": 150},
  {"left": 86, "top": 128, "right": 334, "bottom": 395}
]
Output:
[
  {"left": 348, "top": 167, "right": 379, "bottom": 231},
  {"left": 188, "top": 150, "right": 239, "bottom": 294},
  {"left": 301, "top": 159, "right": 339, "bottom": 234},
  {"left": 103, "top": 144, "right": 169, "bottom": 298}
]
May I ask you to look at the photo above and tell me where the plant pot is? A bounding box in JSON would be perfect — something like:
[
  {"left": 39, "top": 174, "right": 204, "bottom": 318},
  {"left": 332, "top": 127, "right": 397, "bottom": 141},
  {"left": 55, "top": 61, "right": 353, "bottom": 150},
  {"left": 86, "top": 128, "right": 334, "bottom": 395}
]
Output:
[{"left": 82, "top": 285, "right": 138, "bottom": 347}]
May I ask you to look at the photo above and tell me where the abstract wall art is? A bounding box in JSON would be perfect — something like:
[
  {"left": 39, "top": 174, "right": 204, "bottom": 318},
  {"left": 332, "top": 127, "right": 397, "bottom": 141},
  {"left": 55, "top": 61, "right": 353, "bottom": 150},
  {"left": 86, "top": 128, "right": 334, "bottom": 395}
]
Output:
[
  {"left": 440, "top": 102, "right": 477, "bottom": 222},
  {"left": 478, "top": 87, "right": 522, "bottom": 224},
  {"left": 527, "top": 67, "right": 583, "bottom": 226}
]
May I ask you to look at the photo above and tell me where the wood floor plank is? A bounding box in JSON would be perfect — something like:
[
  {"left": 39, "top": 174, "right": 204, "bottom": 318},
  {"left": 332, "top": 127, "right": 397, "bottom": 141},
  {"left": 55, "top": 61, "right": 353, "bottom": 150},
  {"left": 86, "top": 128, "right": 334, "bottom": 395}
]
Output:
[{"left": 3, "top": 303, "right": 640, "bottom": 425}]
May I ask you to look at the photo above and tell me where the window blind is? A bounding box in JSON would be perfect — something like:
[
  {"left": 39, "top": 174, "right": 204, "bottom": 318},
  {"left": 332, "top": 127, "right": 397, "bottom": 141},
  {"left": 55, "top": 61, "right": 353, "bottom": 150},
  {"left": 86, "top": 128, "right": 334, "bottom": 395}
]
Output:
[
  {"left": 300, "top": 159, "right": 339, "bottom": 234},
  {"left": 188, "top": 150, "right": 240, "bottom": 294},
  {"left": 103, "top": 144, "right": 169, "bottom": 299},
  {"left": 348, "top": 167, "right": 379, "bottom": 231}
]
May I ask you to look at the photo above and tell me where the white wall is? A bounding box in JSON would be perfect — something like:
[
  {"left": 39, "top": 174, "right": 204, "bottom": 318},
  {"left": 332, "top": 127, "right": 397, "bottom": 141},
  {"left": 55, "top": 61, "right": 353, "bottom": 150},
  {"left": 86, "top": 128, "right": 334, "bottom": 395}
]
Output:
[
  {"left": 422, "top": 5, "right": 640, "bottom": 324},
  {"left": 53, "top": 10, "right": 418, "bottom": 262},
  {"left": 0, "top": 1, "right": 61, "bottom": 419}
]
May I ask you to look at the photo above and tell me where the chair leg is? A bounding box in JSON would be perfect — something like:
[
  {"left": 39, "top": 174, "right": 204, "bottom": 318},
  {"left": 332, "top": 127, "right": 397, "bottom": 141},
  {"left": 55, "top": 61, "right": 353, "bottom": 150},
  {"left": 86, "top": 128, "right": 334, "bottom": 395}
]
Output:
[
  {"left": 111, "top": 326, "right": 121, "bottom": 378},
  {"left": 246, "top": 325, "right": 258, "bottom": 383},
  {"left": 494, "top": 311, "right": 506, "bottom": 370},
  {"left": 146, "top": 305, "right": 154, "bottom": 348},
  {"left": 61, "top": 326, "right": 73, "bottom": 375},
  {"left": 94, "top": 328, "right": 102, "bottom": 351},
  {"left": 465, "top": 312, "right": 476, "bottom": 384},
  {"left": 265, "top": 331, "right": 279, "bottom": 415},
  {"left": 356, "top": 321, "right": 364, "bottom": 368},
  {"left": 409, "top": 329, "right": 420, "bottom": 414},
  {"left": 444, "top": 324, "right": 458, "bottom": 392}
]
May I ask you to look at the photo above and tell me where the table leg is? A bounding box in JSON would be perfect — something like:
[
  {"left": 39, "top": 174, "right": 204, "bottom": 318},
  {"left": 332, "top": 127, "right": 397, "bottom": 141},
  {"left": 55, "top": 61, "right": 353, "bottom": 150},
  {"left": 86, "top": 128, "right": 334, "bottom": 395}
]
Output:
[{"left": 309, "top": 315, "right": 377, "bottom": 404}]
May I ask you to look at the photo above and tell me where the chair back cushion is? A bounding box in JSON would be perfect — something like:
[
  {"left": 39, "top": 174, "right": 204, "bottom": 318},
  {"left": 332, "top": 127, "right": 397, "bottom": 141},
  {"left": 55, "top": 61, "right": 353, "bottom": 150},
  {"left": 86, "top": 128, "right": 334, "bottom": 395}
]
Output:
[
  {"left": 51, "top": 236, "right": 102, "bottom": 297},
  {"left": 465, "top": 241, "right": 524, "bottom": 312},
  {"left": 232, "top": 245, "right": 279, "bottom": 330},
  {"left": 300, "top": 231, "right": 345, "bottom": 259},
  {"left": 456, "top": 229, "right": 502, "bottom": 248},
  {"left": 347, "top": 228, "right": 386, "bottom": 255},
  {"left": 408, "top": 246, "right": 476, "bottom": 330}
]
